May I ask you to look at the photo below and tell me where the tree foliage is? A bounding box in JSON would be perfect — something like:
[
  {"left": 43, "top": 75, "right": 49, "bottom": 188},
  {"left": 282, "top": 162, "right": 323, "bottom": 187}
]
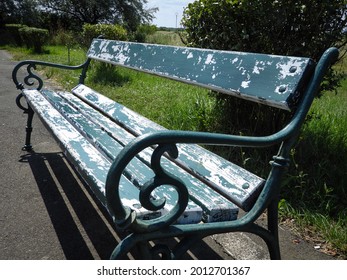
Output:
[
  {"left": 1, "top": 0, "right": 157, "bottom": 32},
  {"left": 182, "top": 0, "right": 347, "bottom": 61},
  {"left": 38, "top": 0, "right": 157, "bottom": 31},
  {"left": 0, "top": 0, "right": 41, "bottom": 27},
  {"left": 82, "top": 23, "right": 128, "bottom": 45}
]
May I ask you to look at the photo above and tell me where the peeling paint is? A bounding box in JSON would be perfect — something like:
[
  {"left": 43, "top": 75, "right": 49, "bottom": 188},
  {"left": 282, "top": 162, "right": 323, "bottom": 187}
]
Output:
[
  {"left": 87, "top": 38, "right": 313, "bottom": 110},
  {"left": 241, "top": 80, "right": 251, "bottom": 88}
]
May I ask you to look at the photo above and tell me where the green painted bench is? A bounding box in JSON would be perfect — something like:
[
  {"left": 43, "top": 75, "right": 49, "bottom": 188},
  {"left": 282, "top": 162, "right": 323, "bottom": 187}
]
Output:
[{"left": 12, "top": 38, "right": 338, "bottom": 259}]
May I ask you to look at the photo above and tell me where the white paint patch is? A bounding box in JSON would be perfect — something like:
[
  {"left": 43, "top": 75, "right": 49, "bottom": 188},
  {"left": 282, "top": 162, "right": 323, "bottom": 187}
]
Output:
[
  {"left": 276, "top": 59, "right": 304, "bottom": 79},
  {"left": 205, "top": 54, "right": 216, "bottom": 65},
  {"left": 241, "top": 80, "right": 251, "bottom": 88},
  {"left": 232, "top": 58, "right": 239, "bottom": 64},
  {"left": 252, "top": 61, "right": 266, "bottom": 74}
]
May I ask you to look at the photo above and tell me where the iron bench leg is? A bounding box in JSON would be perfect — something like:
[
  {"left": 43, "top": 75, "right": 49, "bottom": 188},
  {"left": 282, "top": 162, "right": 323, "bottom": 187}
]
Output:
[
  {"left": 267, "top": 199, "right": 281, "bottom": 260},
  {"left": 16, "top": 93, "right": 35, "bottom": 151}
]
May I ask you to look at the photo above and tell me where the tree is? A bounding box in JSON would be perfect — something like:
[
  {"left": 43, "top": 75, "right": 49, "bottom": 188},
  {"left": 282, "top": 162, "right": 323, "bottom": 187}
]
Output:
[
  {"left": 0, "top": 0, "right": 41, "bottom": 27},
  {"left": 0, "top": 0, "right": 16, "bottom": 26},
  {"left": 39, "top": 0, "right": 158, "bottom": 31}
]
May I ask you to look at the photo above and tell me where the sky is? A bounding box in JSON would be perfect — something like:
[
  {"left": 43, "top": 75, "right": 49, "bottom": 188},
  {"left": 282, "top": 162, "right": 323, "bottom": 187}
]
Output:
[{"left": 146, "top": 0, "right": 195, "bottom": 28}]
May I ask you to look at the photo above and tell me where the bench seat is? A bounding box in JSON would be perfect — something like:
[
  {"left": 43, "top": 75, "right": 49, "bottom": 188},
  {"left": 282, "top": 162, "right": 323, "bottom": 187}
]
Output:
[{"left": 22, "top": 85, "right": 265, "bottom": 224}]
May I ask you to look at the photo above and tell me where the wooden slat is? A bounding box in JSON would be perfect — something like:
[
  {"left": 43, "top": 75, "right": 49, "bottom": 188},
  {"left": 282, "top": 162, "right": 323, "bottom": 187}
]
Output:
[
  {"left": 39, "top": 89, "right": 203, "bottom": 224},
  {"left": 45, "top": 88, "right": 239, "bottom": 222},
  {"left": 23, "top": 89, "right": 161, "bottom": 221},
  {"left": 87, "top": 39, "right": 315, "bottom": 111},
  {"left": 71, "top": 84, "right": 264, "bottom": 212}
]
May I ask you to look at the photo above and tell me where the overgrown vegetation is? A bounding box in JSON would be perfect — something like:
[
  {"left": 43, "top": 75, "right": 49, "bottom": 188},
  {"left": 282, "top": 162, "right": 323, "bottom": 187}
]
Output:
[
  {"left": 0, "top": 0, "right": 157, "bottom": 34},
  {"left": 18, "top": 26, "right": 49, "bottom": 53}
]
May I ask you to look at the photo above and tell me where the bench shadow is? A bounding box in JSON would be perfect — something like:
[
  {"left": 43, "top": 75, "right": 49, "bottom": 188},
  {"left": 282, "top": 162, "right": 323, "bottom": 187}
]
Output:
[
  {"left": 20, "top": 152, "right": 119, "bottom": 260},
  {"left": 19, "top": 152, "right": 225, "bottom": 260}
]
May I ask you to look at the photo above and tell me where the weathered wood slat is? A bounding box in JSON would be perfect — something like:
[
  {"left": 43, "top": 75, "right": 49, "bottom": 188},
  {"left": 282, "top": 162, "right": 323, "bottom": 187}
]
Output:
[
  {"left": 71, "top": 84, "right": 264, "bottom": 212},
  {"left": 43, "top": 88, "right": 239, "bottom": 222},
  {"left": 22, "top": 89, "right": 163, "bottom": 221},
  {"left": 87, "top": 39, "right": 315, "bottom": 111},
  {"left": 41, "top": 89, "right": 204, "bottom": 224}
]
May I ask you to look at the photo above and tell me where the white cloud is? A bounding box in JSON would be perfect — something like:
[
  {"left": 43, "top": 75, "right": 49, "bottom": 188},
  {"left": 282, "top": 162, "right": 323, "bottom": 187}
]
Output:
[{"left": 146, "top": 0, "right": 195, "bottom": 28}]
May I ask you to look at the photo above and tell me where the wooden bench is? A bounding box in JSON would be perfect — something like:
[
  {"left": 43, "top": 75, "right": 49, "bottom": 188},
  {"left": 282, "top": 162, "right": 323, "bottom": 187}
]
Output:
[{"left": 12, "top": 38, "right": 338, "bottom": 260}]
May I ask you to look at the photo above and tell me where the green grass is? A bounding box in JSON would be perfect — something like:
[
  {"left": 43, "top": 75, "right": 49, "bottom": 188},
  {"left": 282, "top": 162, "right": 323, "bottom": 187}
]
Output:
[
  {"left": 86, "top": 62, "right": 214, "bottom": 131},
  {"left": 279, "top": 199, "right": 347, "bottom": 256},
  {"left": 278, "top": 63, "right": 347, "bottom": 257},
  {"left": 145, "top": 31, "right": 185, "bottom": 46},
  {"left": 7, "top": 38, "right": 347, "bottom": 257}
]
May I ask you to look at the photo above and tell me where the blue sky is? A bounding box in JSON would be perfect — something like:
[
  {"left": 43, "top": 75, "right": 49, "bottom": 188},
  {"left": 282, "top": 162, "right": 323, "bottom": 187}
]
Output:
[{"left": 146, "top": 0, "right": 195, "bottom": 28}]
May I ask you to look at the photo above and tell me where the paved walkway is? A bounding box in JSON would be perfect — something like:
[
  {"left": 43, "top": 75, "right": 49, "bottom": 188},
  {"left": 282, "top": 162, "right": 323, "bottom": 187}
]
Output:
[{"left": 0, "top": 49, "right": 336, "bottom": 260}]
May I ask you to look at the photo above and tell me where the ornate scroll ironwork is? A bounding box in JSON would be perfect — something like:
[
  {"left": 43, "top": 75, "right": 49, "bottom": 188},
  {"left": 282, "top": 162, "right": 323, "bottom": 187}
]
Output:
[
  {"left": 12, "top": 59, "right": 92, "bottom": 91},
  {"left": 106, "top": 142, "right": 189, "bottom": 234},
  {"left": 11, "top": 58, "right": 92, "bottom": 151}
]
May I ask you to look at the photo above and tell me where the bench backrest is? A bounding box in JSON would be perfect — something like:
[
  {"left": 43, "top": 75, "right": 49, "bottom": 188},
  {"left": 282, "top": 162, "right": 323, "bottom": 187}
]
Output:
[{"left": 87, "top": 38, "right": 316, "bottom": 111}]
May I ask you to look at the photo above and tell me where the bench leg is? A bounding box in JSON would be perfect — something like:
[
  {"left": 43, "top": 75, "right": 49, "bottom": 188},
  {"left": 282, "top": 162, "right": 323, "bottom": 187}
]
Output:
[
  {"left": 266, "top": 199, "right": 281, "bottom": 260},
  {"left": 22, "top": 105, "right": 34, "bottom": 151},
  {"left": 110, "top": 232, "right": 203, "bottom": 260},
  {"left": 16, "top": 93, "right": 35, "bottom": 151}
]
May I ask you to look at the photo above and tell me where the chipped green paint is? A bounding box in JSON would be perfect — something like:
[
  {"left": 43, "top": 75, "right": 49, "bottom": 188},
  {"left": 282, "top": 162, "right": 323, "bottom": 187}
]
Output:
[
  {"left": 88, "top": 39, "right": 315, "bottom": 111},
  {"left": 72, "top": 84, "right": 264, "bottom": 211}
]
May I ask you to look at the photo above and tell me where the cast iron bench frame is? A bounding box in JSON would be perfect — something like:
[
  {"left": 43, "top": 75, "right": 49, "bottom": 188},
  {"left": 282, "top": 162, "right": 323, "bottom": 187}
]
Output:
[{"left": 12, "top": 38, "right": 338, "bottom": 260}]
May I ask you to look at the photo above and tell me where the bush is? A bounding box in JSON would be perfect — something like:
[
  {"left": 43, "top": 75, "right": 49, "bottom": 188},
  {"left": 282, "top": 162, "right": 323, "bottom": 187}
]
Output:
[
  {"left": 3, "top": 24, "right": 28, "bottom": 46},
  {"left": 82, "top": 23, "right": 128, "bottom": 46},
  {"left": 132, "top": 24, "right": 157, "bottom": 42},
  {"left": 18, "top": 26, "right": 49, "bottom": 53}
]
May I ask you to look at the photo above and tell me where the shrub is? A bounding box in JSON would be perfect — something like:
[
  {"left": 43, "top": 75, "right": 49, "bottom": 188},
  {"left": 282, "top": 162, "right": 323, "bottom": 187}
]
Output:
[
  {"left": 3, "top": 24, "right": 28, "bottom": 46},
  {"left": 18, "top": 26, "right": 49, "bottom": 53},
  {"left": 82, "top": 23, "right": 128, "bottom": 46},
  {"left": 132, "top": 24, "right": 157, "bottom": 42}
]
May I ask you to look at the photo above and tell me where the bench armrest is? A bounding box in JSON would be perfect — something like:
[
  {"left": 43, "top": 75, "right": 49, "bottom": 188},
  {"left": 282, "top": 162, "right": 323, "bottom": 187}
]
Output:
[
  {"left": 105, "top": 129, "right": 287, "bottom": 233},
  {"left": 12, "top": 59, "right": 91, "bottom": 91}
]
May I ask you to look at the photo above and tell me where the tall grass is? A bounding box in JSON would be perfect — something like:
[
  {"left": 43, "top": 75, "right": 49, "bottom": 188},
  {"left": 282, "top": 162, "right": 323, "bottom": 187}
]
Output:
[
  {"left": 145, "top": 31, "right": 185, "bottom": 46},
  {"left": 277, "top": 79, "right": 347, "bottom": 257},
  {"left": 87, "top": 62, "right": 214, "bottom": 131}
]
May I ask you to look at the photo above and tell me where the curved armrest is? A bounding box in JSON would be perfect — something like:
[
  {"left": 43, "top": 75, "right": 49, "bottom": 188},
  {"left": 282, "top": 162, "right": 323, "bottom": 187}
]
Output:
[
  {"left": 12, "top": 59, "right": 91, "bottom": 91},
  {"left": 105, "top": 129, "right": 287, "bottom": 233}
]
